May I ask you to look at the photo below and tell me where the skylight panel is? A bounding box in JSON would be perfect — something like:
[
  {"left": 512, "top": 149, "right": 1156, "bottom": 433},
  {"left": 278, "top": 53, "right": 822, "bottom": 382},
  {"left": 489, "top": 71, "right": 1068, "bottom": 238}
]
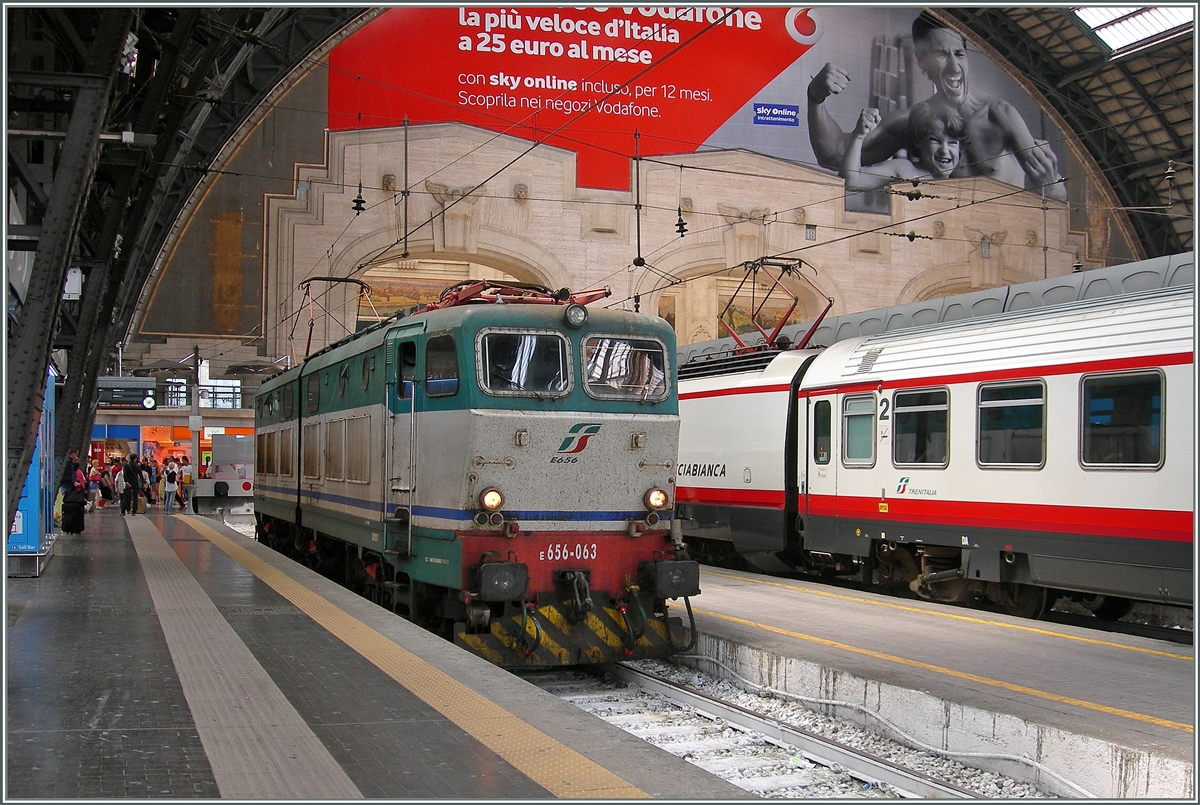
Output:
[{"left": 1072, "top": 6, "right": 1194, "bottom": 52}]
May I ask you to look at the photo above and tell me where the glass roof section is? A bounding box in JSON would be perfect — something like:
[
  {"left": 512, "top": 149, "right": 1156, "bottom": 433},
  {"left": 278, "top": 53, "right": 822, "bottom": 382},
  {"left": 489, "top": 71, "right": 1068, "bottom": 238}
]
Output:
[{"left": 1072, "top": 6, "right": 1194, "bottom": 53}]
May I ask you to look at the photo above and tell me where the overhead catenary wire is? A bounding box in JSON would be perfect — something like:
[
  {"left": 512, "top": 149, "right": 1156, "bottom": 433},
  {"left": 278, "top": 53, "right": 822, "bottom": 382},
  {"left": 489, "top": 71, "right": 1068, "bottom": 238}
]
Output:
[{"left": 155, "top": 11, "right": 1189, "bottom": 370}]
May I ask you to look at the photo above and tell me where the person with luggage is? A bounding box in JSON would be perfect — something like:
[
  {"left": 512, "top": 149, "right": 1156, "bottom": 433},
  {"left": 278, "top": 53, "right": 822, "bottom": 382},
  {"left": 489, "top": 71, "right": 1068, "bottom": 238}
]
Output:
[
  {"left": 120, "top": 455, "right": 142, "bottom": 515},
  {"left": 61, "top": 466, "right": 88, "bottom": 534}
]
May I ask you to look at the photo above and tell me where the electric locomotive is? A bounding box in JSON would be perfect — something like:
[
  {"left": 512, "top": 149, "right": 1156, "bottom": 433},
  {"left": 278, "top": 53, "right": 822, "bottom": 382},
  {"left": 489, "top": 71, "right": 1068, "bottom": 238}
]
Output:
[
  {"left": 677, "top": 284, "right": 1193, "bottom": 619},
  {"left": 254, "top": 281, "right": 698, "bottom": 667}
]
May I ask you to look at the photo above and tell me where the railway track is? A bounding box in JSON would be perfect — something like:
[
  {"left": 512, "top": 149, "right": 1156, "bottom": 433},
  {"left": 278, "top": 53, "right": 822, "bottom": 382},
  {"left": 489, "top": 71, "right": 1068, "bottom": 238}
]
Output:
[{"left": 518, "top": 664, "right": 990, "bottom": 799}]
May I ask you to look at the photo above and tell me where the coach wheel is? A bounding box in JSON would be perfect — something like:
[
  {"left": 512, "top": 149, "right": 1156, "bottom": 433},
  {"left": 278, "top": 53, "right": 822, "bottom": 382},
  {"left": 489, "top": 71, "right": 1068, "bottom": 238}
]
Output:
[
  {"left": 999, "top": 583, "right": 1047, "bottom": 619},
  {"left": 1080, "top": 595, "right": 1134, "bottom": 622}
]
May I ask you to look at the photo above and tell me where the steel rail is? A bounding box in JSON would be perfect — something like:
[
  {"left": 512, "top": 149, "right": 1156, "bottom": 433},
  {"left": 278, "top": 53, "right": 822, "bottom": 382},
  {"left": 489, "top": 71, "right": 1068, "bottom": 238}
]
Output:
[{"left": 605, "top": 663, "right": 981, "bottom": 799}]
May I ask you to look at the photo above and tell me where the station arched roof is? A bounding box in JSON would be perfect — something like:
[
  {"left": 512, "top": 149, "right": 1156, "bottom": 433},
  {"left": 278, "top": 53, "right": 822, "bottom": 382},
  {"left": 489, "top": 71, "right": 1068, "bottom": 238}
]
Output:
[{"left": 4, "top": 7, "right": 1193, "bottom": 519}]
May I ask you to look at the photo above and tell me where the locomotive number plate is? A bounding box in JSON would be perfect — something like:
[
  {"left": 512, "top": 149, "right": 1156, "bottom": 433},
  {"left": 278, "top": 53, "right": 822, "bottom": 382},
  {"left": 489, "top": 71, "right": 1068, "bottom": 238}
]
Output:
[{"left": 540, "top": 542, "right": 598, "bottom": 561}]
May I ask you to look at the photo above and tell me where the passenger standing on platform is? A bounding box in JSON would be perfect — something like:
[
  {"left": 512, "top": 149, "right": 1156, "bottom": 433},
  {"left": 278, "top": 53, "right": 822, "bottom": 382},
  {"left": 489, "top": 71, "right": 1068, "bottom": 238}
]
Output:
[
  {"left": 139, "top": 459, "right": 153, "bottom": 506},
  {"left": 97, "top": 465, "right": 113, "bottom": 507},
  {"left": 59, "top": 448, "right": 80, "bottom": 495},
  {"left": 87, "top": 464, "right": 102, "bottom": 511},
  {"left": 61, "top": 467, "right": 88, "bottom": 534},
  {"left": 163, "top": 461, "right": 179, "bottom": 514},
  {"left": 121, "top": 455, "right": 142, "bottom": 515},
  {"left": 178, "top": 456, "right": 191, "bottom": 510}
]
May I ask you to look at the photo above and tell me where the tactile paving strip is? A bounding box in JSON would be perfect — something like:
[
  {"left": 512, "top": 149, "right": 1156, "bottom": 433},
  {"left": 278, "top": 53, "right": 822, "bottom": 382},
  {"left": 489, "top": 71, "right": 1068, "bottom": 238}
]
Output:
[
  {"left": 128, "top": 516, "right": 362, "bottom": 799},
  {"left": 181, "top": 515, "right": 649, "bottom": 799}
]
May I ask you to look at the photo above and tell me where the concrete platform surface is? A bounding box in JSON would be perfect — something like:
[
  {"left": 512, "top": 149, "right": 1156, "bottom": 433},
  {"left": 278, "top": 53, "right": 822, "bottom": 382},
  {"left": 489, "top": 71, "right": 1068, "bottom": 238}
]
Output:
[
  {"left": 6, "top": 507, "right": 750, "bottom": 800},
  {"left": 688, "top": 566, "right": 1195, "bottom": 798}
]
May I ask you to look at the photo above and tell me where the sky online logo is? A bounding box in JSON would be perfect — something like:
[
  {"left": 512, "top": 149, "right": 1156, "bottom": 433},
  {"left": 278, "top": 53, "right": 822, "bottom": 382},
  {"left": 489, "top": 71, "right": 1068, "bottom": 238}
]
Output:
[
  {"left": 558, "top": 423, "right": 601, "bottom": 454},
  {"left": 896, "top": 477, "right": 910, "bottom": 494}
]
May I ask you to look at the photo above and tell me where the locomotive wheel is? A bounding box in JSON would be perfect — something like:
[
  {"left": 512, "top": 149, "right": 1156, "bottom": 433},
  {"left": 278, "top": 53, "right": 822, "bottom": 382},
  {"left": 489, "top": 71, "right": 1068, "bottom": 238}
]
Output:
[
  {"left": 999, "top": 584, "right": 1047, "bottom": 619},
  {"left": 1080, "top": 595, "right": 1134, "bottom": 622}
]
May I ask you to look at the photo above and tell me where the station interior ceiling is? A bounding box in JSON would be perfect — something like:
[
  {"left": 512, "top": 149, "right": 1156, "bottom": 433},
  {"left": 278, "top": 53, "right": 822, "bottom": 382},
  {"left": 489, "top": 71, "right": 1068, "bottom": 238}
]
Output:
[{"left": 4, "top": 7, "right": 1194, "bottom": 527}]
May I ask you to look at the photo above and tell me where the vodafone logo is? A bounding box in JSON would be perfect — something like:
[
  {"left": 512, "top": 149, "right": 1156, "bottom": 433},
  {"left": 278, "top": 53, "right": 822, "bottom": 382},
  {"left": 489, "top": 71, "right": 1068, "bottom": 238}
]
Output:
[{"left": 784, "top": 8, "right": 822, "bottom": 45}]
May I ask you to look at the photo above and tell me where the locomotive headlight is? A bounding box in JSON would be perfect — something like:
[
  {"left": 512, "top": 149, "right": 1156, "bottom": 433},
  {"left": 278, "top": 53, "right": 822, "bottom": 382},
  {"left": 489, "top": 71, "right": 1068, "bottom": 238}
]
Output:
[
  {"left": 644, "top": 487, "right": 669, "bottom": 511},
  {"left": 563, "top": 303, "right": 588, "bottom": 328},
  {"left": 480, "top": 488, "right": 505, "bottom": 512}
]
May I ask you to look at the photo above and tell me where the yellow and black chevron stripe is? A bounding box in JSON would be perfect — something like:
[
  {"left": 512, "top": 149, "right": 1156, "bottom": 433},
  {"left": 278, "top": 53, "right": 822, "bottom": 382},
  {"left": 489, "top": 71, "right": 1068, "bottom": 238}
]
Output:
[{"left": 455, "top": 599, "right": 688, "bottom": 667}]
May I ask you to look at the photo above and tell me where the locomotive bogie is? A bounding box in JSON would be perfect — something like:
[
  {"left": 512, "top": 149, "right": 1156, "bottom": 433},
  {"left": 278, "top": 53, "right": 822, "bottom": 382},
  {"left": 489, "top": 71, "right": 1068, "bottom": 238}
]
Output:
[{"left": 677, "top": 286, "right": 1194, "bottom": 616}]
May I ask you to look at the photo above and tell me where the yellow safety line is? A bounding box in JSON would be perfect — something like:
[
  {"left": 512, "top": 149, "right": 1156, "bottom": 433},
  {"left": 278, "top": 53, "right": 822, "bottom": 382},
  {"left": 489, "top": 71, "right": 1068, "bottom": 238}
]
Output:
[
  {"left": 180, "top": 517, "right": 649, "bottom": 799},
  {"left": 693, "top": 607, "right": 1194, "bottom": 734},
  {"left": 705, "top": 570, "right": 1193, "bottom": 662}
]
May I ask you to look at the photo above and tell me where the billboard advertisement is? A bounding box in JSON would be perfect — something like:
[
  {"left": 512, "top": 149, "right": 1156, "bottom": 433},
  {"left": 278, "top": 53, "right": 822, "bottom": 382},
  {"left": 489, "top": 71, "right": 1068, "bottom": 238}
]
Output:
[{"left": 329, "top": 6, "right": 1069, "bottom": 202}]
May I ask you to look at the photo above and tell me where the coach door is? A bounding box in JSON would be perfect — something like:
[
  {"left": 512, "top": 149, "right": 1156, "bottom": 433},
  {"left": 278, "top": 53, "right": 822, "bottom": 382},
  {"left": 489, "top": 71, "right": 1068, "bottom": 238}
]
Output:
[{"left": 801, "top": 393, "right": 839, "bottom": 552}]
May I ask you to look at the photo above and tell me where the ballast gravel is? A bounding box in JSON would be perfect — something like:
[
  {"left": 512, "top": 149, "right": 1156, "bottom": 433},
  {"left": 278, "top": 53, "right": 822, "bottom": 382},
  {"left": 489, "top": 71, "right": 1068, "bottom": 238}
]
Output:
[{"left": 628, "top": 658, "right": 1051, "bottom": 798}]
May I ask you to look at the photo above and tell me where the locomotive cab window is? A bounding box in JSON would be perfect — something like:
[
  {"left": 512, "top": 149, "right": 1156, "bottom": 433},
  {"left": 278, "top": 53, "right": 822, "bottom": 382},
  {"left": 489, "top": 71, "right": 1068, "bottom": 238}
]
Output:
[
  {"left": 1081, "top": 372, "right": 1163, "bottom": 468},
  {"left": 478, "top": 330, "right": 570, "bottom": 396},
  {"left": 583, "top": 335, "right": 669, "bottom": 402},
  {"left": 842, "top": 394, "right": 877, "bottom": 467},
  {"left": 425, "top": 334, "right": 459, "bottom": 397},
  {"left": 813, "top": 399, "right": 831, "bottom": 464},
  {"left": 893, "top": 388, "right": 948, "bottom": 467},
  {"left": 978, "top": 381, "right": 1045, "bottom": 467}
]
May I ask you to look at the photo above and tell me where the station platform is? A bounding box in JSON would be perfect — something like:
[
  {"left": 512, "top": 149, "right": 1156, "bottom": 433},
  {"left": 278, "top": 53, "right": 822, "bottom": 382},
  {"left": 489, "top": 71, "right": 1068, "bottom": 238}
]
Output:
[
  {"left": 688, "top": 567, "right": 1195, "bottom": 798},
  {"left": 5, "top": 507, "right": 749, "bottom": 800}
]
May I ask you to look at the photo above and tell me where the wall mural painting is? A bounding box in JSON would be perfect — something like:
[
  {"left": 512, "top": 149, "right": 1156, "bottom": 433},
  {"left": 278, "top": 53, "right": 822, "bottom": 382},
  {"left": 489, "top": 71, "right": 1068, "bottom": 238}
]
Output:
[{"left": 330, "top": 7, "right": 1071, "bottom": 210}]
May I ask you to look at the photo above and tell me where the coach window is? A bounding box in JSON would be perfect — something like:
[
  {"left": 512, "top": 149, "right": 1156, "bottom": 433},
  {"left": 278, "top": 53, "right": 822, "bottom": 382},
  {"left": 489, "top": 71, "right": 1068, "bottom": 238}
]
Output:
[
  {"left": 978, "top": 382, "right": 1045, "bottom": 467},
  {"left": 425, "top": 335, "right": 459, "bottom": 397},
  {"left": 813, "top": 399, "right": 831, "bottom": 464},
  {"left": 893, "top": 388, "right": 949, "bottom": 467},
  {"left": 842, "top": 394, "right": 876, "bottom": 467},
  {"left": 282, "top": 384, "right": 294, "bottom": 418},
  {"left": 479, "top": 330, "right": 570, "bottom": 397},
  {"left": 1081, "top": 372, "right": 1163, "bottom": 468}
]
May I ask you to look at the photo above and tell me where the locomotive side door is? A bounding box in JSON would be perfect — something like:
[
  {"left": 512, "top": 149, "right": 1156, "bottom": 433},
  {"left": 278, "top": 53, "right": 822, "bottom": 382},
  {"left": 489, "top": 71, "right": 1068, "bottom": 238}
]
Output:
[
  {"left": 389, "top": 340, "right": 417, "bottom": 493},
  {"left": 384, "top": 325, "right": 424, "bottom": 555}
]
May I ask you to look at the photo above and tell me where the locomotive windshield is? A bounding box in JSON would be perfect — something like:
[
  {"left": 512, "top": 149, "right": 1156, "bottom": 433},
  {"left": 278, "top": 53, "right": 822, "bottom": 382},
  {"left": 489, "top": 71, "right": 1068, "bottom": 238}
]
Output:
[
  {"left": 583, "top": 335, "right": 669, "bottom": 401},
  {"left": 479, "top": 330, "right": 570, "bottom": 396}
]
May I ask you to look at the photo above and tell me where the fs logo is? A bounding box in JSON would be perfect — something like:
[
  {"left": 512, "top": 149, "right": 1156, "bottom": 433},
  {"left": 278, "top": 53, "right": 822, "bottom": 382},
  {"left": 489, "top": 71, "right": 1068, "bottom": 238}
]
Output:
[
  {"left": 896, "top": 477, "right": 910, "bottom": 494},
  {"left": 557, "top": 423, "right": 602, "bottom": 454}
]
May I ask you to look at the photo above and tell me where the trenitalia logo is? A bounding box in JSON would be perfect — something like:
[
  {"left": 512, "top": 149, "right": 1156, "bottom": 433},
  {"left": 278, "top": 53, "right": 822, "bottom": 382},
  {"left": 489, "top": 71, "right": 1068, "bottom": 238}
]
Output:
[
  {"left": 558, "top": 423, "right": 601, "bottom": 453},
  {"left": 896, "top": 477, "right": 910, "bottom": 494}
]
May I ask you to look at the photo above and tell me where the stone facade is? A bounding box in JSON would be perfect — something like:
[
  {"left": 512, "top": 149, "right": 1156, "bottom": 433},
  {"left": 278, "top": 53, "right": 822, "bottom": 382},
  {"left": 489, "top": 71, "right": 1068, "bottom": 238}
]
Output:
[{"left": 263, "top": 121, "right": 1085, "bottom": 358}]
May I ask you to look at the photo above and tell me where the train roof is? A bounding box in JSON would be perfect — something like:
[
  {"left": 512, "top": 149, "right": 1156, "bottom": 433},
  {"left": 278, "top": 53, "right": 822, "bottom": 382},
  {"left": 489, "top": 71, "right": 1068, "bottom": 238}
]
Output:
[
  {"left": 677, "top": 251, "right": 1194, "bottom": 366},
  {"left": 257, "top": 301, "right": 675, "bottom": 395},
  {"left": 801, "top": 284, "right": 1194, "bottom": 389}
]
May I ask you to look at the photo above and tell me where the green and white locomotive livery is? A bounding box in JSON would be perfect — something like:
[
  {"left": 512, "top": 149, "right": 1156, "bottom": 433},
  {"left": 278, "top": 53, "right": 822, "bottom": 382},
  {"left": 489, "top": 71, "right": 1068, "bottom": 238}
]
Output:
[{"left": 254, "top": 282, "right": 698, "bottom": 667}]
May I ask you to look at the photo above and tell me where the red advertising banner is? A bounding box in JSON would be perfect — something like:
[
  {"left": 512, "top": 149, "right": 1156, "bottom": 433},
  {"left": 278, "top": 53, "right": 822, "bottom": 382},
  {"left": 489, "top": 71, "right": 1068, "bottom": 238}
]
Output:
[{"left": 329, "top": 7, "right": 818, "bottom": 190}]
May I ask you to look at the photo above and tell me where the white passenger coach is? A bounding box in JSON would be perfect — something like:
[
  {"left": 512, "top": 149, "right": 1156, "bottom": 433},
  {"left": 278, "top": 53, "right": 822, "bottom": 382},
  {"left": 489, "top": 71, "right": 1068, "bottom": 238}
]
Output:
[{"left": 677, "top": 284, "right": 1193, "bottom": 618}]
